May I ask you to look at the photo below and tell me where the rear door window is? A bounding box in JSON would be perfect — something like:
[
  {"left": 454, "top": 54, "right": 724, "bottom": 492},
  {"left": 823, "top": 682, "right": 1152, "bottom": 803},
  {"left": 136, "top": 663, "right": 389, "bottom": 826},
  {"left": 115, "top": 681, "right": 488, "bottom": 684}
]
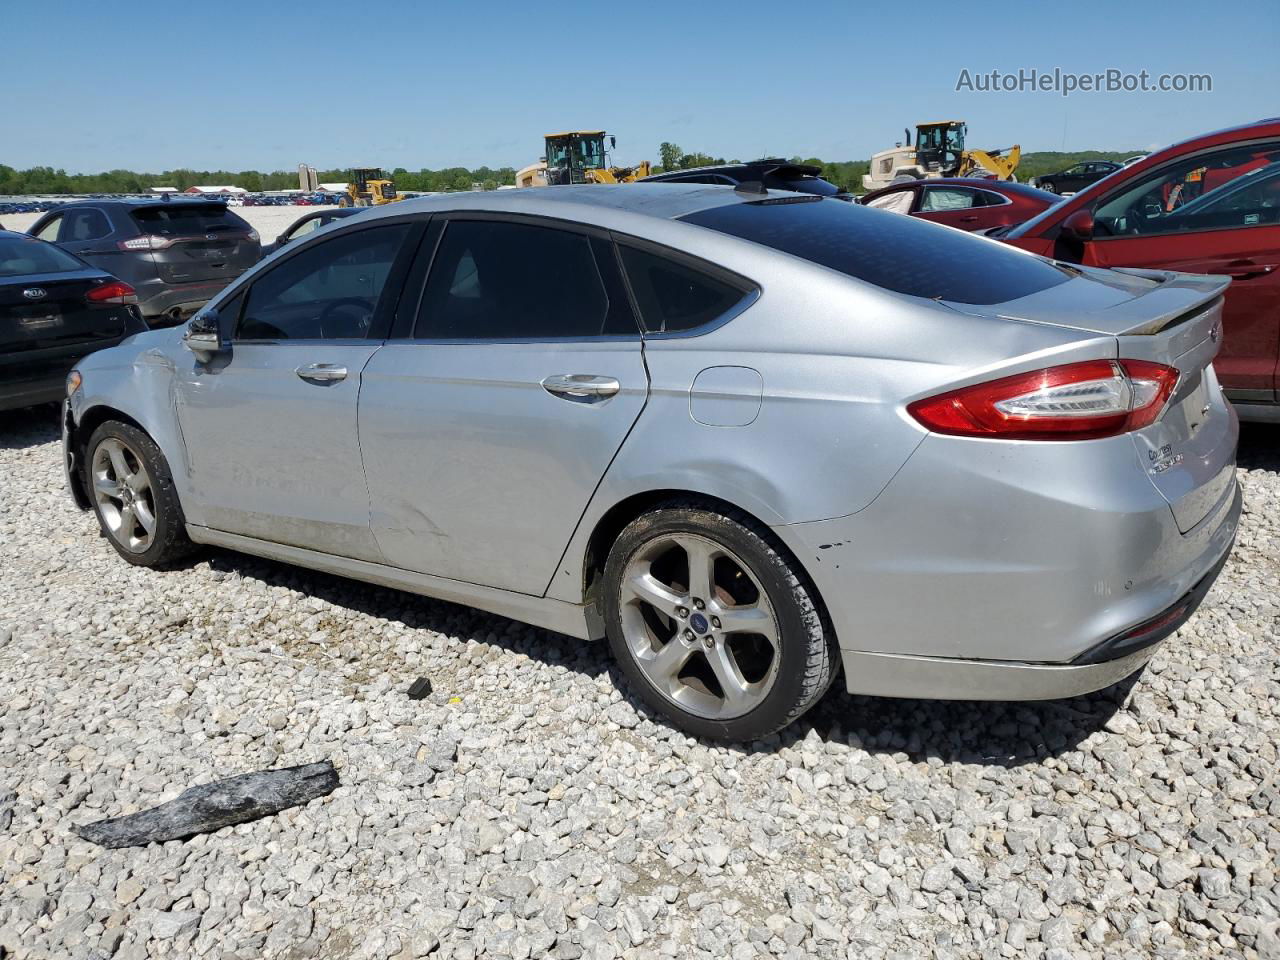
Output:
[
  {"left": 681, "top": 197, "right": 1069, "bottom": 304},
  {"left": 414, "top": 220, "right": 637, "bottom": 339},
  {"left": 58, "top": 209, "right": 112, "bottom": 242},
  {"left": 618, "top": 245, "right": 753, "bottom": 333},
  {"left": 131, "top": 204, "right": 248, "bottom": 237}
]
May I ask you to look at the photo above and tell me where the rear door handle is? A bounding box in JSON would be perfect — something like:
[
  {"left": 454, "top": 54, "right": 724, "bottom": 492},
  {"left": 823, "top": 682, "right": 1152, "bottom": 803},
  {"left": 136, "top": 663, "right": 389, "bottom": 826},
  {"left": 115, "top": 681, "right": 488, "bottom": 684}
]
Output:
[
  {"left": 541, "top": 374, "right": 620, "bottom": 402},
  {"left": 296, "top": 362, "right": 348, "bottom": 383},
  {"left": 1211, "top": 260, "right": 1277, "bottom": 281},
  {"left": 959, "top": 215, "right": 979, "bottom": 223}
]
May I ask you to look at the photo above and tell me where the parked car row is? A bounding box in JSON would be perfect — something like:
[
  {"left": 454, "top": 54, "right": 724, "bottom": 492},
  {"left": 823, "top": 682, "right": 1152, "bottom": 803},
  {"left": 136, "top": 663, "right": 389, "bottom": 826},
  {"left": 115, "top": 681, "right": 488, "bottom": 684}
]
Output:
[{"left": 0, "top": 199, "right": 63, "bottom": 214}]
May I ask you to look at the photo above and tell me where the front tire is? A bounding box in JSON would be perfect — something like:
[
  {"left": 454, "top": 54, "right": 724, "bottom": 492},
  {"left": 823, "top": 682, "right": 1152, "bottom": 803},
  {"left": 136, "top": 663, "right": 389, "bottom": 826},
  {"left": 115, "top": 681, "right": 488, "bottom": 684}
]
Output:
[
  {"left": 602, "top": 502, "right": 837, "bottom": 741},
  {"left": 86, "top": 421, "right": 194, "bottom": 567},
  {"left": 1039, "top": 180, "right": 1056, "bottom": 194}
]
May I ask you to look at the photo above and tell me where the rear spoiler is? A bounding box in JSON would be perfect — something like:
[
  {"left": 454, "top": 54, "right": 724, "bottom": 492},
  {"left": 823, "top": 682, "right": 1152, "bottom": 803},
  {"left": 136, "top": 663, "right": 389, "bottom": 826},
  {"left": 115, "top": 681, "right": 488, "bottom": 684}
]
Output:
[{"left": 763, "top": 162, "right": 824, "bottom": 180}]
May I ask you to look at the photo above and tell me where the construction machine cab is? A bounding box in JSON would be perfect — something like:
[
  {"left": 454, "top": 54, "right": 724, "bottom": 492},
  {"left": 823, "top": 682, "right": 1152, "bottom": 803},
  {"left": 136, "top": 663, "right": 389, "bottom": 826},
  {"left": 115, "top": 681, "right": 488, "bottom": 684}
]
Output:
[
  {"left": 341, "top": 168, "right": 400, "bottom": 207},
  {"left": 914, "top": 122, "right": 967, "bottom": 175},
  {"left": 543, "top": 132, "right": 615, "bottom": 185}
]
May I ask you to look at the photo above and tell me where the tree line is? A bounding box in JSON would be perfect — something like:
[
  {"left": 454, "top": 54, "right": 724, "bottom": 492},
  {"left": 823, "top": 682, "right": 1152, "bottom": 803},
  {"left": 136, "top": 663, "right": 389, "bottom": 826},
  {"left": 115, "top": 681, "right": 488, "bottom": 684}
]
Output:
[
  {"left": 0, "top": 165, "right": 520, "bottom": 196},
  {"left": 1, "top": 147, "right": 1142, "bottom": 196}
]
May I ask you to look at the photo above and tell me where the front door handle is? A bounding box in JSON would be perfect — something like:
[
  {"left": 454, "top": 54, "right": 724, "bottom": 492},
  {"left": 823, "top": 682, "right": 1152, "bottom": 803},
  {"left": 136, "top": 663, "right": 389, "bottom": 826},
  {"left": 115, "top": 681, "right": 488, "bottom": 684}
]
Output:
[
  {"left": 541, "top": 374, "right": 620, "bottom": 402},
  {"left": 296, "top": 362, "right": 348, "bottom": 383}
]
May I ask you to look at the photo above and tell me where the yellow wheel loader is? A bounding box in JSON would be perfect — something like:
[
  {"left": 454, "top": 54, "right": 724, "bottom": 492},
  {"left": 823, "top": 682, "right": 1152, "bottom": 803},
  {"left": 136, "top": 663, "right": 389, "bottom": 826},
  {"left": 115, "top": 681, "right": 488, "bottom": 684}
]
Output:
[
  {"left": 517, "top": 132, "right": 651, "bottom": 187},
  {"left": 862, "top": 122, "right": 1020, "bottom": 191},
  {"left": 338, "top": 168, "right": 404, "bottom": 207}
]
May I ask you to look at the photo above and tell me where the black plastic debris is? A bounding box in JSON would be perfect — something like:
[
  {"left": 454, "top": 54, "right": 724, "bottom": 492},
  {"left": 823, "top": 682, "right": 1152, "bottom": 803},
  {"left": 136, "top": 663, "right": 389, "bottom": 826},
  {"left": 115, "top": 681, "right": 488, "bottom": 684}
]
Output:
[
  {"left": 407, "top": 677, "right": 433, "bottom": 700},
  {"left": 74, "top": 761, "right": 339, "bottom": 849}
]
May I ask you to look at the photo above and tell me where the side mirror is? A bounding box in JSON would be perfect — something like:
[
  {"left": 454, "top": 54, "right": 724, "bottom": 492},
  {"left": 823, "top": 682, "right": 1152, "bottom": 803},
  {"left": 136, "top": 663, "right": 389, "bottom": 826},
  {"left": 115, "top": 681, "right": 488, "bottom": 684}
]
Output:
[
  {"left": 1061, "top": 208, "right": 1094, "bottom": 242},
  {"left": 276, "top": 234, "right": 289, "bottom": 247},
  {"left": 184, "top": 308, "right": 225, "bottom": 359}
]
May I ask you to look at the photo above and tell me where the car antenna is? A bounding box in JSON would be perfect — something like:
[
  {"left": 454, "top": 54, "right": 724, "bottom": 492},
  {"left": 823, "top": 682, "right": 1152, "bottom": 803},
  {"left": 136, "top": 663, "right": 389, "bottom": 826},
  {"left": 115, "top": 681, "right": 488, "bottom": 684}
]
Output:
[{"left": 734, "top": 180, "right": 767, "bottom": 196}]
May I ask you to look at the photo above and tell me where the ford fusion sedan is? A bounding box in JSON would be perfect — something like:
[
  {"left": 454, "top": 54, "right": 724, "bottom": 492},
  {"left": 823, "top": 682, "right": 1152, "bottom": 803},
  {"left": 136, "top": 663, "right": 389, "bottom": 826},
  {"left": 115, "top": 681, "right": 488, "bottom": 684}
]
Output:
[
  {"left": 1, "top": 230, "right": 144, "bottom": 411},
  {"left": 62, "top": 185, "right": 1240, "bottom": 740}
]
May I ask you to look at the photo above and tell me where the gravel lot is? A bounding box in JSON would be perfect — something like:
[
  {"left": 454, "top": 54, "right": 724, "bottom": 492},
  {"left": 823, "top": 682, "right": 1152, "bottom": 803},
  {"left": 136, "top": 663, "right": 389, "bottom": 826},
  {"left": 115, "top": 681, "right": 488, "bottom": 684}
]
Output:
[{"left": 1, "top": 407, "right": 1278, "bottom": 960}]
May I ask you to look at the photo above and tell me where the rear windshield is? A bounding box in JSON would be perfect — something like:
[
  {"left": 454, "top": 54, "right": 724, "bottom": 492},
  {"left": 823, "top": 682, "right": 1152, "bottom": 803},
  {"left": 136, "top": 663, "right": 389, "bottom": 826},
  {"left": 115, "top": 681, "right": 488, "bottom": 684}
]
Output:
[
  {"left": 680, "top": 197, "right": 1070, "bottom": 304},
  {"left": 131, "top": 204, "right": 245, "bottom": 236},
  {"left": 0, "top": 236, "right": 85, "bottom": 277}
]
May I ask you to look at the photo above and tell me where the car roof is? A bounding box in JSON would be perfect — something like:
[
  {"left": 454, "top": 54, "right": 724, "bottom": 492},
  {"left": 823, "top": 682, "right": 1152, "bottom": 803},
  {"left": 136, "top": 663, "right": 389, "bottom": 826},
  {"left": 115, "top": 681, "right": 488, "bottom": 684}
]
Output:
[
  {"left": 48, "top": 197, "right": 229, "bottom": 210},
  {"left": 352, "top": 183, "right": 763, "bottom": 226}
]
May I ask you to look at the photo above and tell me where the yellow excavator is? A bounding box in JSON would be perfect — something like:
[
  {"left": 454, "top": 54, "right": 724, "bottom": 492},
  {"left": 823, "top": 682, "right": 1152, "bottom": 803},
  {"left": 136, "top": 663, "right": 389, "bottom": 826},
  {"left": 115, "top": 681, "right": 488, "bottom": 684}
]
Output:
[
  {"left": 516, "top": 132, "right": 651, "bottom": 187},
  {"left": 862, "top": 122, "right": 1020, "bottom": 191},
  {"left": 338, "top": 168, "right": 404, "bottom": 207}
]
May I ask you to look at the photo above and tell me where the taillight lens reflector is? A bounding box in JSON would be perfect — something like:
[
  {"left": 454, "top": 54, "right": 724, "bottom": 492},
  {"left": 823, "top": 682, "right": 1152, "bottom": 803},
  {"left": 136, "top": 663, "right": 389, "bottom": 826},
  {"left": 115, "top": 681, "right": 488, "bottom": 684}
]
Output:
[{"left": 908, "top": 359, "right": 1179, "bottom": 440}]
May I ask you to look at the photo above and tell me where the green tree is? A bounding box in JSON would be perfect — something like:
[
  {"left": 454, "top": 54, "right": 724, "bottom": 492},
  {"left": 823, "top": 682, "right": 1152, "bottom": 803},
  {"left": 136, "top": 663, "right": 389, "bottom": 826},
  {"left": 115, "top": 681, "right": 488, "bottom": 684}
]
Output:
[{"left": 659, "top": 142, "right": 683, "bottom": 173}]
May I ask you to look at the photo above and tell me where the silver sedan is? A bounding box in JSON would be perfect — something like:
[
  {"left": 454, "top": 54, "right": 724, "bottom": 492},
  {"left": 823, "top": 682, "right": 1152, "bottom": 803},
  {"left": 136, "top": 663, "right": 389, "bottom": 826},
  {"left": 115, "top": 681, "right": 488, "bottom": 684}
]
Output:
[{"left": 62, "top": 184, "right": 1241, "bottom": 740}]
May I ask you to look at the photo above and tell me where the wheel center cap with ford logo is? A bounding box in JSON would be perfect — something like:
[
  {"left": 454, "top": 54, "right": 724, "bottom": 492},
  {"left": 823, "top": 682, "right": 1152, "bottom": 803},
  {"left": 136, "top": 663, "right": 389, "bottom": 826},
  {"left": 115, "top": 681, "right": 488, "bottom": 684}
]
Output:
[{"left": 689, "top": 612, "right": 710, "bottom": 634}]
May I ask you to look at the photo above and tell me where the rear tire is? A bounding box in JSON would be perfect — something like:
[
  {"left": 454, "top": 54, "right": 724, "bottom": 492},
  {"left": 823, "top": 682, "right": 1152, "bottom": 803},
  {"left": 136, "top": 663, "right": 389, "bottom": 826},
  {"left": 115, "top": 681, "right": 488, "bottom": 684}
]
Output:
[
  {"left": 602, "top": 501, "right": 837, "bottom": 741},
  {"left": 86, "top": 421, "right": 194, "bottom": 567}
]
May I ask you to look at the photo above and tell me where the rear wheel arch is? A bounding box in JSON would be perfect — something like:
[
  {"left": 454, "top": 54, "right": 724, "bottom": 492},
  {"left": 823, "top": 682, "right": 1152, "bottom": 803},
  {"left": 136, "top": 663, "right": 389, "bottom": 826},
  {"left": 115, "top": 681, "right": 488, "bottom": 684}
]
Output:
[{"left": 581, "top": 490, "right": 836, "bottom": 644}]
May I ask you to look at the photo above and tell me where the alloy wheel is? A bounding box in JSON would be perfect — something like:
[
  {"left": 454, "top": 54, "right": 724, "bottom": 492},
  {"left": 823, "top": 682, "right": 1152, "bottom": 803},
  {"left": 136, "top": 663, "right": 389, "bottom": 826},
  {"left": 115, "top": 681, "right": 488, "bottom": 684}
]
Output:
[
  {"left": 91, "top": 437, "right": 157, "bottom": 553},
  {"left": 619, "top": 533, "right": 780, "bottom": 720}
]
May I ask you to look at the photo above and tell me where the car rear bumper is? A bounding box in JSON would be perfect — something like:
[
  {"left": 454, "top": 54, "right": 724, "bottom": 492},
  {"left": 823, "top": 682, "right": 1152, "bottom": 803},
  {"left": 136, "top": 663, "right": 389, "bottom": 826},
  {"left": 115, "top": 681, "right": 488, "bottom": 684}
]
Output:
[
  {"left": 834, "top": 517, "right": 1236, "bottom": 701},
  {"left": 135, "top": 277, "right": 234, "bottom": 322},
  {"left": 774, "top": 424, "right": 1242, "bottom": 700},
  {"left": 1, "top": 338, "right": 127, "bottom": 412}
]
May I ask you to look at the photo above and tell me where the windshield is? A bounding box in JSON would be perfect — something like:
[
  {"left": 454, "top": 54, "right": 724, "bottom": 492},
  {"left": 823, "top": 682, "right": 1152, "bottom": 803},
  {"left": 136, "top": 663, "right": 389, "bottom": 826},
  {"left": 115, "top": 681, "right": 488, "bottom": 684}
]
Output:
[
  {"left": 0, "top": 236, "right": 86, "bottom": 277},
  {"left": 681, "top": 197, "right": 1069, "bottom": 304}
]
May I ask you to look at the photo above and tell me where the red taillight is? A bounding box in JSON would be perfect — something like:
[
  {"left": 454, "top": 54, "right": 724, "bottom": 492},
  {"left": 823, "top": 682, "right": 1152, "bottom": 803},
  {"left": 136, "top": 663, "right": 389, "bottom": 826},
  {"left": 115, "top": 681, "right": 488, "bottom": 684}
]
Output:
[
  {"left": 908, "top": 359, "right": 1179, "bottom": 440},
  {"left": 86, "top": 281, "right": 138, "bottom": 305}
]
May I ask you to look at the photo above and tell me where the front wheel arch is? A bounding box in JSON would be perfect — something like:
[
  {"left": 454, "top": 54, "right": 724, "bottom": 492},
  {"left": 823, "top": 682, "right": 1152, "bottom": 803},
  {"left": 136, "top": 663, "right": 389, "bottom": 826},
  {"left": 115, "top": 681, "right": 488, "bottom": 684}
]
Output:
[{"left": 69, "top": 405, "right": 148, "bottom": 504}]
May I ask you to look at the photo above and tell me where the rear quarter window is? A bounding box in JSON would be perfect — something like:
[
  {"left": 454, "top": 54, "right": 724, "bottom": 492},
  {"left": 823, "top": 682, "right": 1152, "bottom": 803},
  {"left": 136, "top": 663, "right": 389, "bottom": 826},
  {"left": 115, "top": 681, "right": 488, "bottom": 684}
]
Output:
[
  {"left": 619, "top": 245, "right": 753, "bottom": 334},
  {"left": 681, "top": 197, "right": 1070, "bottom": 305}
]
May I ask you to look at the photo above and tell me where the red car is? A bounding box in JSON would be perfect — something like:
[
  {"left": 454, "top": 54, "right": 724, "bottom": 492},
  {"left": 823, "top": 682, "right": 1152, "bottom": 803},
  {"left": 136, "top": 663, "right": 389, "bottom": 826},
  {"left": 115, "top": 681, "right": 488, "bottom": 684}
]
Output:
[
  {"left": 1003, "top": 119, "right": 1280, "bottom": 421},
  {"left": 859, "top": 178, "right": 1060, "bottom": 232}
]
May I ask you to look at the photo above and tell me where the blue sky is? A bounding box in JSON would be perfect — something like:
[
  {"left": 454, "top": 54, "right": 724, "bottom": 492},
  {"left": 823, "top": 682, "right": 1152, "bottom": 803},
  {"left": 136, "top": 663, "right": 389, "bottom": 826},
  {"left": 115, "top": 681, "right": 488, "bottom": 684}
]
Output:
[{"left": 3, "top": 0, "right": 1276, "bottom": 172}]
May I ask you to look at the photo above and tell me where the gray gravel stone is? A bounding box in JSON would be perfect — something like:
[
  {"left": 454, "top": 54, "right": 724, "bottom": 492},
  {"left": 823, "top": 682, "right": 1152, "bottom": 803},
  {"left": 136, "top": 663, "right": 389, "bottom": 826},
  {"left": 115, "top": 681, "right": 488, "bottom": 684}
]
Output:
[{"left": 1, "top": 412, "right": 1278, "bottom": 960}]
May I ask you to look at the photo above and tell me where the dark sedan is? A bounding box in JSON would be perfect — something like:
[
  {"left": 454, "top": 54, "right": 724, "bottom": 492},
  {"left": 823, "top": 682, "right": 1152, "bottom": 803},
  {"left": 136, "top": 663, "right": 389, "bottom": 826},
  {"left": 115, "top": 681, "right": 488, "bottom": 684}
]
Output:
[
  {"left": 1035, "top": 161, "right": 1121, "bottom": 195},
  {"left": 0, "top": 231, "right": 145, "bottom": 411},
  {"left": 261, "top": 207, "right": 366, "bottom": 257},
  {"left": 858, "top": 178, "right": 1060, "bottom": 231}
]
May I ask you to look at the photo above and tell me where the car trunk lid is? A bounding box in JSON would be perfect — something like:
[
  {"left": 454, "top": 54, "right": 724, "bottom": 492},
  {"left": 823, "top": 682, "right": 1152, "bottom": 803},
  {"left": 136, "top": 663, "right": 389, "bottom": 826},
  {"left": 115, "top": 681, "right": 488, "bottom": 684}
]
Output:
[
  {"left": 948, "top": 265, "right": 1234, "bottom": 533},
  {"left": 130, "top": 203, "right": 260, "bottom": 284},
  {"left": 0, "top": 269, "right": 129, "bottom": 353}
]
